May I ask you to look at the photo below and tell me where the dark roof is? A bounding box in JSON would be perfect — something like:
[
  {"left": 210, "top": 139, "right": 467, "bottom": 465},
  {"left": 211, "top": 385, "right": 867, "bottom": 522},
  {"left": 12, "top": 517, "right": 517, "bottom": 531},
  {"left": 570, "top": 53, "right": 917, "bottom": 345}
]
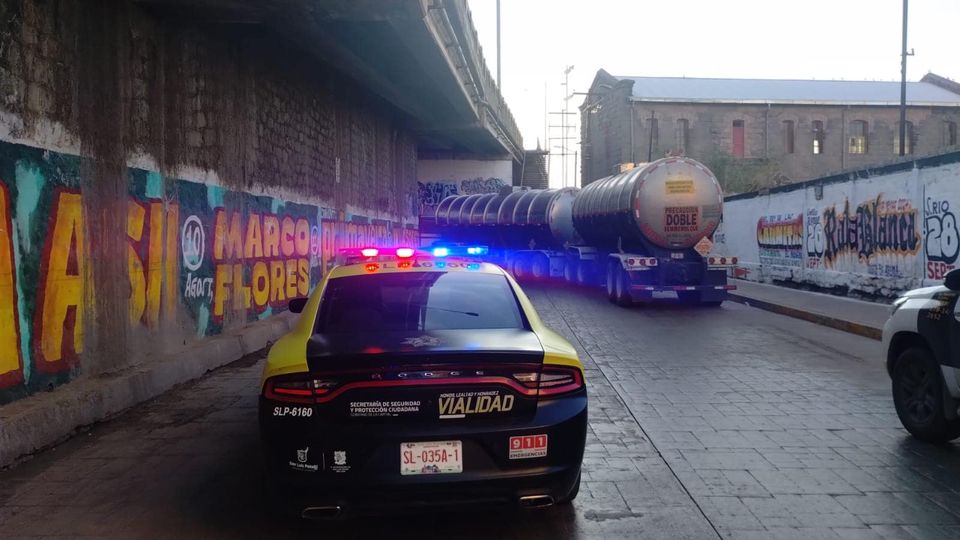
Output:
[{"left": 613, "top": 75, "right": 960, "bottom": 106}]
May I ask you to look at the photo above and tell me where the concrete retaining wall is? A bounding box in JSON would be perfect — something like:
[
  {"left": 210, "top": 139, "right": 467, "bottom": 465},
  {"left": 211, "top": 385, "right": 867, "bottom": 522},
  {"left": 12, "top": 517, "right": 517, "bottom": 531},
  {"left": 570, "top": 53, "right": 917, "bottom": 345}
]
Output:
[
  {"left": 0, "top": 0, "right": 421, "bottom": 464},
  {"left": 714, "top": 152, "right": 960, "bottom": 298}
]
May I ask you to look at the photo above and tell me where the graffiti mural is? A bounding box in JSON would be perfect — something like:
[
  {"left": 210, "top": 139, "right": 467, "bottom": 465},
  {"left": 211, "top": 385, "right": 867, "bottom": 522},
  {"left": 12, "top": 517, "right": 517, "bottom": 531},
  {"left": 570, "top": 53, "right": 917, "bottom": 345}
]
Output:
[
  {"left": 805, "top": 207, "right": 824, "bottom": 269},
  {"left": 460, "top": 177, "right": 506, "bottom": 195},
  {"left": 319, "top": 219, "right": 419, "bottom": 275},
  {"left": 820, "top": 196, "right": 920, "bottom": 277},
  {"left": 0, "top": 139, "right": 415, "bottom": 404},
  {"left": 417, "top": 177, "right": 507, "bottom": 214},
  {"left": 712, "top": 155, "right": 960, "bottom": 296},
  {"left": 418, "top": 182, "right": 459, "bottom": 208},
  {"left": 924, "top": 193, "right": 959, "bottom": 280},
  {"left": 756, "top": 214, "right": 803, "bottom": 267}
]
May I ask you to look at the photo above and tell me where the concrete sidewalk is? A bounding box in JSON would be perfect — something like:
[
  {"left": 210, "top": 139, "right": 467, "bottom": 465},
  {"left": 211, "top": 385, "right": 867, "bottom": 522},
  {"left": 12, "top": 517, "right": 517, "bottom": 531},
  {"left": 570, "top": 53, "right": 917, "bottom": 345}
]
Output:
[{"left": 727, "top": 279, "right": 891, "bottom": 340}]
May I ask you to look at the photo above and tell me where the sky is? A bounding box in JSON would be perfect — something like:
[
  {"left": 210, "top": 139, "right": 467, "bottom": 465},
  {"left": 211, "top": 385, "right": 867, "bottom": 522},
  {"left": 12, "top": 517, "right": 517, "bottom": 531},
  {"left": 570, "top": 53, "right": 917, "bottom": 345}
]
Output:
[{"left": 466, "top": 0, "right": 960, "bottom": 188}]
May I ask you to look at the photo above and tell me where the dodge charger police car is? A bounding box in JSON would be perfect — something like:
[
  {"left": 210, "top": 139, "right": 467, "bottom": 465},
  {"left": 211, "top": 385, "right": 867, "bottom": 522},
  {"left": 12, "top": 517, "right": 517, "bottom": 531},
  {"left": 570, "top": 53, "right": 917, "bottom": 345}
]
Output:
[
  {"left": 883, "top": 268, "right": 960, "bottom": 443},
  {"left": 259, "top": 246, "right": 587, "bottom": 518}
]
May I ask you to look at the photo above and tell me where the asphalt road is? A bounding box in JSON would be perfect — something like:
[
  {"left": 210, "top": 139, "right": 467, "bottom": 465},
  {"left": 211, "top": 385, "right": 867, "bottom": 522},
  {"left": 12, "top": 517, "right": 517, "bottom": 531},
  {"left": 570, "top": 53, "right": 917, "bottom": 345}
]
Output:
[{"left": 3, "top": 284, "right": 960, "bottom": 539}]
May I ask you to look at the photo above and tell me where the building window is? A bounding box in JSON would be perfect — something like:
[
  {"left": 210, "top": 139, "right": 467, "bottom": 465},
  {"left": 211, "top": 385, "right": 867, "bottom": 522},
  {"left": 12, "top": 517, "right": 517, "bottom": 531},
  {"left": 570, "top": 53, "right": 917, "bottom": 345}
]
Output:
[
  {"left": 894, "top": 121, "right": 915, "bottom": 155},
  {"left": 812, "top": 120, "right": 825, "bottom": 155},
  {"left": 675, "top": 119, "right": 689, "bottom": 154},
  {"left": 782, "top": 120, "right": 795, "bottom": 154},
  {"left": 732, "top": 120, "right": 745, "bottom": 158},
  {"left": 945, "top": 121, "right": 958, "bottom": 147},
  {"left": 848, "top": 120, "right": 868, "bottom": 154}
]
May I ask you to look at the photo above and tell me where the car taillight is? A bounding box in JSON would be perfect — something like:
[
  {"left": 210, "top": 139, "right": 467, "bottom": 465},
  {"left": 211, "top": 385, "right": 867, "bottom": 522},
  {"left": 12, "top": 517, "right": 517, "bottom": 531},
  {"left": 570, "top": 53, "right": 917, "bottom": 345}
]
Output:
[
  {"left": 263, "top": 375, "right": 339, "bottom": 404},
  {"left": 512, "top": 367, "right": 584, "bottom": 397}
]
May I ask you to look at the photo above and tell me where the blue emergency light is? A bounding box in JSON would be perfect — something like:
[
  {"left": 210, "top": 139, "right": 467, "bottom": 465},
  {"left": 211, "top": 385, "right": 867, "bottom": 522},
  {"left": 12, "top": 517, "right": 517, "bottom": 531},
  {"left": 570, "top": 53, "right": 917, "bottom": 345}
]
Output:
[{"left": 432, "top": 247, "right": 450, "bottom": 257}]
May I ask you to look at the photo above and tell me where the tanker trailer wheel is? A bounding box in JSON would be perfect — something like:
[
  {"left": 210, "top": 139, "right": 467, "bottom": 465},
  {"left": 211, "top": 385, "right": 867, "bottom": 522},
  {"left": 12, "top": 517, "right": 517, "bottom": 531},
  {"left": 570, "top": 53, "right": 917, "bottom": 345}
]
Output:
[
  {"left": 576, "top": 260, "right": 594, "bottom": 287},
  {"left": 531, "top": 254, "right": 551, "bottom": 281},
  {"left": 515, "top": 254, "right": 534, "bottom": 282},
  {"left": 606, "top": 262, "right": 618, "bottom": 302},
  {"left": 614, "top": 268, "right": 633, "bottom": 307},
  {"left": 564, "top": 259, "right": 577, "bottom": 283}
]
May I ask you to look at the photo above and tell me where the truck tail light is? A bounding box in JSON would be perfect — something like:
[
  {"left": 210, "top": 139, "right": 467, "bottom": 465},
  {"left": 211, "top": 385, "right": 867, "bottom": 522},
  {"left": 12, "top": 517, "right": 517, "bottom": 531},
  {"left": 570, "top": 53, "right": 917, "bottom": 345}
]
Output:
[
  {"left": 624, "top": 257, "right": 658, "bottom": 269},
  {"left": 707, "top": 256, "right": 738, "bottom": 267}
]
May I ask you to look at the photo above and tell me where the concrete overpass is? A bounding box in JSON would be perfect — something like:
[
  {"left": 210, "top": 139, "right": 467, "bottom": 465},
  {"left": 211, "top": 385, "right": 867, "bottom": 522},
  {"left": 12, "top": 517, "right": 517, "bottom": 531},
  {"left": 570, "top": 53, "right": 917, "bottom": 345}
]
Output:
[{"left": 141, "top": 0, "right": 524, "bottom": 163}]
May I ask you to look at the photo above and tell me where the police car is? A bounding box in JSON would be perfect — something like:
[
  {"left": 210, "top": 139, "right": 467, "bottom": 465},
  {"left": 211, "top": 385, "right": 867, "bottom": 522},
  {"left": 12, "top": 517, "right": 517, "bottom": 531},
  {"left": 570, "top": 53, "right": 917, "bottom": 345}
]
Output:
[
  {"left": 259, "top": 246, "right": 587, "bottom": 518},
  {"left": 883, "top": 269, "right": 960, "bottom": 443}
]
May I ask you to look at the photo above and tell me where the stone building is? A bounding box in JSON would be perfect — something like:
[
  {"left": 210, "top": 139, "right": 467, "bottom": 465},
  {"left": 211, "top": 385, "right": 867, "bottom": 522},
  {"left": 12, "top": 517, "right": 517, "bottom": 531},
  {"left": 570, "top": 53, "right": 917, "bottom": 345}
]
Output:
[{"left": 580, "top": 70, "right": 960, "bottom": 190}]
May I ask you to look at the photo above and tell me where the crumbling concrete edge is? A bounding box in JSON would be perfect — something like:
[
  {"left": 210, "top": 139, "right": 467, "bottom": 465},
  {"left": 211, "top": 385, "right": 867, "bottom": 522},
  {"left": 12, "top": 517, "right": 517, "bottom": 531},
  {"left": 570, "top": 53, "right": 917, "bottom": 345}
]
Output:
[
  {"left": 0, "top": 314, "right": 295, "bottom": 469},
  {"left": 727, "top": 292, "right": 883, "bottom": 341}
]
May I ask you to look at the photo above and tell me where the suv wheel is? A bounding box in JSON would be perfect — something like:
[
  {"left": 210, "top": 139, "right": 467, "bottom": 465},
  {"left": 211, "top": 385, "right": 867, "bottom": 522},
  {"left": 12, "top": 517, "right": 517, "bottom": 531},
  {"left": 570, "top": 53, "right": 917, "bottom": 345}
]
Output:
[{"left": 892, "top": 347, "right": 960, "bottom": 443}]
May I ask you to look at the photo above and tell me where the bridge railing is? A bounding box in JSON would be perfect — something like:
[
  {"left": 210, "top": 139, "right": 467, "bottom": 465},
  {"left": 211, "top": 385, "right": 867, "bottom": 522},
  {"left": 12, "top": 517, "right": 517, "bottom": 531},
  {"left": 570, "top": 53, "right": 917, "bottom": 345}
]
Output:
[{"left": 440, "top": 0, "right": 523, "bottom": 160}]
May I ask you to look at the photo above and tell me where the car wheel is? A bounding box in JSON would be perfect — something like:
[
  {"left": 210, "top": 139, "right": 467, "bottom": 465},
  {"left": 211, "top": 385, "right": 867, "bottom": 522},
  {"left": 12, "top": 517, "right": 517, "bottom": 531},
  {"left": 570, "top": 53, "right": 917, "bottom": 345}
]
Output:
[
  {"left": 557, "top": 470, "right": 581, "bottom": 505},
  {"left": 892, "top": 347, "right": 960, "bottom": 443}
]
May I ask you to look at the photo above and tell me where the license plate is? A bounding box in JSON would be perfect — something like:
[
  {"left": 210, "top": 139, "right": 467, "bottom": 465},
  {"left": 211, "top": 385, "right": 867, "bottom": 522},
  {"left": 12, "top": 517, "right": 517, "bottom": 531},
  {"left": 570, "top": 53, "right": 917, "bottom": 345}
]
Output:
[
  {"left": 400, "top": 440, "right": 463, "bottom": 475},
  {"left": 670, "top": 252, "right": 684, "bottom": 259}
]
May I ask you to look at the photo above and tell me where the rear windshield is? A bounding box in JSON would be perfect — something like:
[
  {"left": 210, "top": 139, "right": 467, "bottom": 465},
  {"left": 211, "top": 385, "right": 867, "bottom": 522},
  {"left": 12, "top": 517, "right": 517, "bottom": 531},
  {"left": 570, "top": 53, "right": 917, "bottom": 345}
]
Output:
[{"left": 315, "top": 271, "right": 525, "bottom": 333}]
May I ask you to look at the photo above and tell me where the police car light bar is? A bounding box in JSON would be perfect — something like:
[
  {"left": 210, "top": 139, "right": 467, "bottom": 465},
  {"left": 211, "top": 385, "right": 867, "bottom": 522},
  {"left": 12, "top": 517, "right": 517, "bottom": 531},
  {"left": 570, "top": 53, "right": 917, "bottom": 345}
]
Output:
[
  {"left": 431, "top": 245, "right": 487, "bottom": 258},
  {"left": 336, "top": 245, "right": 488, "bottom": 266}
]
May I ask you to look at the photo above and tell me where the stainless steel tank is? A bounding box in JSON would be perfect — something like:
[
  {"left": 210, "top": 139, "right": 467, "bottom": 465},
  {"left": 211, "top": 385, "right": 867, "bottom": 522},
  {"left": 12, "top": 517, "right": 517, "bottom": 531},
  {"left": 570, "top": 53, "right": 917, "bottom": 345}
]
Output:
[
  {"left": 435, "top": 188, "right": 581, "bottom": 231},
  {"left": 571, "top": 157, "right": 722, "bottom": 250}
]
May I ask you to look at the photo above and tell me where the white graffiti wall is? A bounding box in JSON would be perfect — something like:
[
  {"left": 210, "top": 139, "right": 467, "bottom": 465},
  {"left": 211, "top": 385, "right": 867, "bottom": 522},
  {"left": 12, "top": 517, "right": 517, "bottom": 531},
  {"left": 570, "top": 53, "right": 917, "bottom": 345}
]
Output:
[
  {"left": 714, "top": 155, "right": 960, "bottom": 297},
  {"left": 416, "top": 159, "right": 512, "bottom": 215}
]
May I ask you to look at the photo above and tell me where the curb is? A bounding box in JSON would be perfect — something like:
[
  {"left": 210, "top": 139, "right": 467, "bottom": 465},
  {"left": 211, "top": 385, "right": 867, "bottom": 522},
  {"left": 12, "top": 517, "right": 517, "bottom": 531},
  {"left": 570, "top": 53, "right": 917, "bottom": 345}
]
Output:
[
  {"left": 727, "top": 292, "right": 883, "bottom": 341},
  {"left": 0, "top": 313, "right": 295, "bottom": 469}
]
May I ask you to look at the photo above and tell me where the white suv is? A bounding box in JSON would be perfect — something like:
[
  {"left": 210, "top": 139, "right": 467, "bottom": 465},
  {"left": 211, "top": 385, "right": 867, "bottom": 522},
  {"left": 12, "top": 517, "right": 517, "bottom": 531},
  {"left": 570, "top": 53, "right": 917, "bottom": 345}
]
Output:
[{"left": 883, "top": 270, "right": 960, "bottom": 443}]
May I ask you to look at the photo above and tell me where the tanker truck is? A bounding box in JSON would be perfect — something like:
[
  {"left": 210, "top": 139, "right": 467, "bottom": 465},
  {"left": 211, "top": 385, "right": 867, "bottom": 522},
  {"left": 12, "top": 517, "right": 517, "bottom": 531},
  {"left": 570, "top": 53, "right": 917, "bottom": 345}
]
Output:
[{"left": 421, "top": 156, "right": 738, "bottom": 306}]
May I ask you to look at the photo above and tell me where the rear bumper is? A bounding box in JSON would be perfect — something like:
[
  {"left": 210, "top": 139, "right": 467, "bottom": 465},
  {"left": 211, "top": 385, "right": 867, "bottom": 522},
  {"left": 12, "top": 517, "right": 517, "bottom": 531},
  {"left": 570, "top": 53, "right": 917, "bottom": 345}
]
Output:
[
  {"left": 630, "top": 284, "right": 736, "bottom": 292},
  {"left": 267, "top": 463, "right": 581, "bottom": 517},
  {"left": 259, "top": 394, "right": 587, "bottom": 516}
]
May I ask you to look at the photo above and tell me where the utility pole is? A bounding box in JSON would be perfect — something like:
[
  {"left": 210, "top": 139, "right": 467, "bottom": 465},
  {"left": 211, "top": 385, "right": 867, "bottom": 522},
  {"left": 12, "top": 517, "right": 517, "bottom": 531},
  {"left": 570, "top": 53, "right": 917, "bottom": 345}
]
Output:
[
  {"left": 562, "top": 65, "right": 574, "bottom": 187},
  {"left": 548, "top": 67, "right": 577, "bottom": 188},
  {"left": 899, "top": 0, "right": 913, "bottom": 157},
  {"left": 496, "top": 0, "right": 501, "bottom": 88}
]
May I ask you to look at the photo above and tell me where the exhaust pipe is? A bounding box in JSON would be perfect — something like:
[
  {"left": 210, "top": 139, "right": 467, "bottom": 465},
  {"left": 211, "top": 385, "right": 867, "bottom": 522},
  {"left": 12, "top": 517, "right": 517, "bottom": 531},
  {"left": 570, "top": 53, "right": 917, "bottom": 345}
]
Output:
[
  {"left": 518, "top": 495, "right": 555, "bottom": 508},
  {"left": 301, "top": 505, "right": 342, "bottom": 519}
]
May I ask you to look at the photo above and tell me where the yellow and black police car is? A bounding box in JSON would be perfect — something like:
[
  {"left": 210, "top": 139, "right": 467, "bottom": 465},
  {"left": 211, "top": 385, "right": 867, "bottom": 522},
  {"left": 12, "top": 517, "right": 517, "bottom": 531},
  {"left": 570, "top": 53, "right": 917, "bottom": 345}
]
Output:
[
  {"left": 259, "top": 246, "right": 587, "bottom": 518},
  {"left": 884, "top": 269, "right": 960, "bottom": 444}
]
